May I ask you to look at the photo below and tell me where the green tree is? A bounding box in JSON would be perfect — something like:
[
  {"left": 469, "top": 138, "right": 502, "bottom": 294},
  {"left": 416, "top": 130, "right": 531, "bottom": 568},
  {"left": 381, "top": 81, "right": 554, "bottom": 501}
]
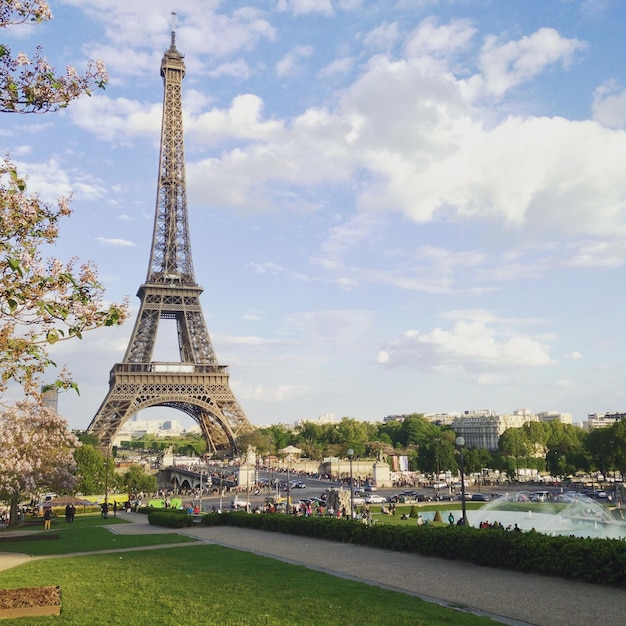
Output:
[
  {"left": 294, "top": 421, "right": 325, "bottom": 460},
  {"left": 333, "top": 418, "right": 375, "bottom": 457},
  {"left": 375, "top": 420, "right": 404, "bottom": 447},
  {"left": 401, "top": 414, "right": 437, "bottom": 447},
  {"left": 237, "top": 429, "right": 274, "bottom": 457},
  {"left": 262, "top": 424, "right": 292, "bottom": 454},
  {"left": 73, "top": 444, "right": 113, "bottom": 495},
  {"left": 121, "top": 464, "right": 157, "bottom": 495},
  {"left": 463, "top": 447, "right": 492, "bottom": 475}
]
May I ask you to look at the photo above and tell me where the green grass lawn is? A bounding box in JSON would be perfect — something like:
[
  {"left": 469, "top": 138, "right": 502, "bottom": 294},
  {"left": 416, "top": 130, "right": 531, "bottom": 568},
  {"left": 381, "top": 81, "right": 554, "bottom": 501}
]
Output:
[
  {"left": 370, "top": 502, "right": 482, "bottom": 526},
  {"left": 0, "top": 512, "right": 497, "bottom": 625},
  {"left": 0, "top": 545, "right": 496, "bottom": 625},
  {"left": 0, "top": 514, "right": 195, "bottom": 555}
]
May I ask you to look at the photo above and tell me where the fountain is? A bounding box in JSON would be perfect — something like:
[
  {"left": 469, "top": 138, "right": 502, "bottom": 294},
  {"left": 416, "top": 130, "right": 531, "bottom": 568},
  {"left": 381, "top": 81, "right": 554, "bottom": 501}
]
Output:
[{"left": 467, "top": 491, "right": 626, "bottom": 539}]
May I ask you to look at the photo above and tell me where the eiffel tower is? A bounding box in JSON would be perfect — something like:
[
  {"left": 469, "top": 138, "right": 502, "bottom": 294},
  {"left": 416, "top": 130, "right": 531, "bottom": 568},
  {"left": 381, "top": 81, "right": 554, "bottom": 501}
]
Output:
[{"left": 87, "top": 27, "right": 254, "bottom": 453}]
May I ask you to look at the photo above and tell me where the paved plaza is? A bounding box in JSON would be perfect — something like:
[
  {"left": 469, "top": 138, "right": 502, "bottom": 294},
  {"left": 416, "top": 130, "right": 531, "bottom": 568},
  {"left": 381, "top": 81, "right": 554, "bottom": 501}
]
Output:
[{"left": 2, "top": 513, "right": 626, "bottom": 625}]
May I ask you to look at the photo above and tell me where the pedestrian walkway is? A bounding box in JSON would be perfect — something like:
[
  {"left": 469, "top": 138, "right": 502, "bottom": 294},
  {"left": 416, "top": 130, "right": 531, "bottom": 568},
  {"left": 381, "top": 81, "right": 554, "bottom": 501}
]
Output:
[{"left": 3, "top": 513, "right": 626, "bottom": 626}]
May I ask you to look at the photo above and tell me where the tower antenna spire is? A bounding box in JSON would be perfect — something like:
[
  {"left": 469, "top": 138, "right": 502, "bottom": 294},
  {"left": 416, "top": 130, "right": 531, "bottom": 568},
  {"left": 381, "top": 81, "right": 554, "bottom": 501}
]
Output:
[{"left": 171, "top": 12, "right": 176, "bottom": 48}]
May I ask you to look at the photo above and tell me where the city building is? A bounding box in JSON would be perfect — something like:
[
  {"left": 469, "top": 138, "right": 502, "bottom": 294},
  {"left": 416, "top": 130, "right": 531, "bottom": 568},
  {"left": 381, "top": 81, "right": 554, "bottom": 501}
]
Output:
[
  {"left": 537, "top": 411, "right": 573, "bottom": 425},
  {"left": 451, "top": 410, "right": 539, "bottom": 451},
  {"left": 583, "top": 412, "right": 626, "bottom": 430},
  {"left": 111, "top": 413, "right": 200, "bottom": 446},
  {"left": 295, "top": 413, "right": 338, "bottom": 427}
]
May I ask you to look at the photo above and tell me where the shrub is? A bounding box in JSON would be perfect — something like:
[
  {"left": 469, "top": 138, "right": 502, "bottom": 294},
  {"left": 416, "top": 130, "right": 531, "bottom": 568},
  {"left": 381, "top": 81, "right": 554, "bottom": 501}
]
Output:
[
  {"left": 175, "top": 511, "right": 626, "bottom": 588},
  {"left": 148, "top": 510, "right": 194, "bottom": 528}
]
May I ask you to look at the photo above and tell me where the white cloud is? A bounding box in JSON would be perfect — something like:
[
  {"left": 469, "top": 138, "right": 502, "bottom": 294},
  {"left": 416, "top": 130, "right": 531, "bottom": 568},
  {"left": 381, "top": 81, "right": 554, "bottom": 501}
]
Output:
[
  {"left": 14, "top": 158, "right": 106, "bottom": 202},
  {"left": 566, "top": 240, "right": 626, "bottom": 267},
  {"left": 62, "top": 1, "right": 275, "bottom": 76},
  {"left": 565, "top": 352, "right": 583, "bottom": 360},
  {"left": 276, "top": 45, "right": 314, "bottom": 78},
  {"left": 363, "top": 21, "right": 401, "bottom": 52},
  {"left": 405, "top": 17, "right": 476, "bottom": 59},
  {"left": 69, "top": 95, "right": 161, "bottom": 143},
  {"left": 209, "top": 60, "right": 252, "bottom": 80},
  {"left": 278, "top": 0, "right": 335, "bottom": 16},
  {"left": 378, "top": 317, "right": 555, "bottom": 375},
  {"left": 96, "top": 237, "right": 136, "bottom": 247},
  {"left": 285, "top": 310, "right": 373, "bottom": 347},
  {"left": 592, "top": 82, "right": 626, "bottom": 129},
  {"left": 67, "top": 21, "right": 626, "bottom": 261},
  {"left": 471, "top": 27, "right": 586, "bottom": 98},
  {"left": 318, "top": 56, "right": 356, "bottom": 79}
]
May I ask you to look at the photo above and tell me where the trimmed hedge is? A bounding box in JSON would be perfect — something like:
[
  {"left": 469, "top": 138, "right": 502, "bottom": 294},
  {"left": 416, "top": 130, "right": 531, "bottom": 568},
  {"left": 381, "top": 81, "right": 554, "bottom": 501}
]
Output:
[
  {"left": 147, "top": 509, "right": 195, "bottom": 528},
  {"left": 194, "top": 512, "right": 626, "bottom": 588}
]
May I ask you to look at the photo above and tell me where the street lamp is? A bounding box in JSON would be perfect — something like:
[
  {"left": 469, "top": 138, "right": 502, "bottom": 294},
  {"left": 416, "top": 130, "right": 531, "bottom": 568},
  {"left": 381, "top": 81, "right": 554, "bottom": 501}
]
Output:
[
  {"left": 455, "top": 436, "right": 467, "bottom": 526},
  {"left": 610, "top": 440, "right": 617, "bottom": 504},
  {"left": 286, "top": 456, "right": 291, "bottom": 514},
  {"left": 347, "top": 448, "right": 354, "bottom": 520},
  {"left": 219, "top": 466, "right": 223, "bottom": 513},
  {"left": 104, "top": 446, "right": 110, "bottom": 518}
]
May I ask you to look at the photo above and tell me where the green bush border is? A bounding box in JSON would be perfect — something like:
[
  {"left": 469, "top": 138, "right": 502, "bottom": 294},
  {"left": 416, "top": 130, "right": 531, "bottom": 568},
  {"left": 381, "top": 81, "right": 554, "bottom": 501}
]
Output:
[
  {"left": 147, "top": 509, "right": 194, "bottom": 528},
  {"left": 192, "top": 512, "right": 626, "bottom": 588}
]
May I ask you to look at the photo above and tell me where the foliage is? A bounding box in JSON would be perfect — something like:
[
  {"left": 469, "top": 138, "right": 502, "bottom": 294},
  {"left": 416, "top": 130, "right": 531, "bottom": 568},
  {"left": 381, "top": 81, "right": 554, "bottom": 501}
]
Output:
[
  {"left": 196, "top": 512, "right": 626, "bottom": 588},
  {"left": 0, "top": 158, "right": 128, "bottom": 396},
  {"left": 0, "top": 1, "right": 108, "bottom": 113},
  {"left": 73, "top": 444, "right": 115, "bottom": 495},
  {"left": 237, "top": 428, "right": 276, "bottom": 457},
  {"left": 0, "top": 3, "right": 126, "bottom": 398},
  {"left": 148, "top": 509, "right": 194, "bottom": 528},
  {"left": 0, "top": 400, "right": 79, "bottom": 524},
  {"left": 120, "top": 463, "right": 157, "bottom": 494}
]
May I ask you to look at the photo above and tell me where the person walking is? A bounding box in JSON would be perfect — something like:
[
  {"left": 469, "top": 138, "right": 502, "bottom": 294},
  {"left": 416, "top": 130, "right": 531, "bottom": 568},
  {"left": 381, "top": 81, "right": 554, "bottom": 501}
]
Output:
[{"left": 448, "top": 512, "right": 455, "bottom": 525}]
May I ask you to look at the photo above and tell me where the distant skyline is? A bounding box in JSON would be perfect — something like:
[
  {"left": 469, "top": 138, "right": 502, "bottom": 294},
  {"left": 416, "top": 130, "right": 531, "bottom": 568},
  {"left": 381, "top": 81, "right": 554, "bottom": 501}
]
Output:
[{"left": 4, "top": 1, "right": 626, "bottom": 430}]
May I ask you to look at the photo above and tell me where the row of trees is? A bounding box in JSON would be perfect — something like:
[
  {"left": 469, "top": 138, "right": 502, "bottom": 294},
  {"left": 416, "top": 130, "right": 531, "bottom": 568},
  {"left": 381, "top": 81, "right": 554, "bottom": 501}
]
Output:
[
  {"left": 0, "top": 2, "right": 127, "bottom": 526},
  {"left": 238, "top": 414, "right": 626, "bottom": 481}
]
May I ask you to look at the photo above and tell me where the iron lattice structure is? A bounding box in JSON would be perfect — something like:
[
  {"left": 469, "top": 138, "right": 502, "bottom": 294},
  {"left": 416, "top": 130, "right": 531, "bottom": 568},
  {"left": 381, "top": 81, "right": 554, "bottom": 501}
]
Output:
[{"left": 87, "top": 30, "right": 254, "bottom": 452}]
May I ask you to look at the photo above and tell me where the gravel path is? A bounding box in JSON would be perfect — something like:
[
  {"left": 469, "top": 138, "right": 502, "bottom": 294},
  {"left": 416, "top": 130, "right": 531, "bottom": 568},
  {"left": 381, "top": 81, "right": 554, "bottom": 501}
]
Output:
[{"left": 3, "top": 514, "right": 626, "bottom": 625}]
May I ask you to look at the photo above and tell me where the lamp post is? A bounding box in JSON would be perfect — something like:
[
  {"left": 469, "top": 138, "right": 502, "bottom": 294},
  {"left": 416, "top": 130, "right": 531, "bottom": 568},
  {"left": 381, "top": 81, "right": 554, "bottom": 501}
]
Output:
[
  {"left": 456, "top": 436, "right": 467, "bottom": 526},
  {"left": 610, "top": 439, "right": 617, "bottom": 504},
  {"left": 286, "top": 457, "right": 290, "bottom": 514},
  {"left": 219, "top": 466, "right": 223, "bottom": 513},
  {"left": 347, "top": 448, "right": 354, "bottom": 520}
]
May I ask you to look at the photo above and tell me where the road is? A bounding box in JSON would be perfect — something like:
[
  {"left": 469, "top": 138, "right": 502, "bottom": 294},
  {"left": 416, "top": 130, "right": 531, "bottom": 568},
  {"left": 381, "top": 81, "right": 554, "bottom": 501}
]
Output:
[{"left": 186, "top": 468, "right": 565, "bottom": 512}]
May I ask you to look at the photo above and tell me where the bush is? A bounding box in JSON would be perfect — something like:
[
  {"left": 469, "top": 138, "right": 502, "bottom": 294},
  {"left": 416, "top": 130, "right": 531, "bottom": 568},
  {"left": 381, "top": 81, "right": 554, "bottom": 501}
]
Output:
[
  {"left": 181, "top": 511, "right": 626, "bottom": 588},
  {"left": 148, "top": 509, "right": 194, "bottom": 528}
]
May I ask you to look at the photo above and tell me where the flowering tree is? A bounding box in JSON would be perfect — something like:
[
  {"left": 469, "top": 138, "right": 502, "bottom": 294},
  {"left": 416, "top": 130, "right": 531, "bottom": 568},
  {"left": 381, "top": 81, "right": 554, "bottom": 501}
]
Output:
[
  {"left": 0, "top": 0, "right": 108, "bottom": 113},
  {"left": 0, "top": 400, "right": 80, "bottom": 526},
  {"left": 0, "top": 159, "right": 128, "bottom": 396},
  {"left": 0, "top": 1, "right": 127, "bottom": 397}
]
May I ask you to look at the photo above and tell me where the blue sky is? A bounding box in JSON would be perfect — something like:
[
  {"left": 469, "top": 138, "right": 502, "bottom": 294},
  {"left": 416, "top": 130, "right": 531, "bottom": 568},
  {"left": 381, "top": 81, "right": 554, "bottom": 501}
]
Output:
[{"left": 3, "top": 0, "right": 626, "bottom": 430}]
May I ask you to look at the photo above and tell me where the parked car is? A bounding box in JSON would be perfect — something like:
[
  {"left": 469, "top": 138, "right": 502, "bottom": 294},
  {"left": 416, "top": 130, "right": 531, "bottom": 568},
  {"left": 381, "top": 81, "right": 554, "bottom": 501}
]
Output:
[
  {"left": 365, "top": 494, "right": 387, "bottom": 504},
  {"left": 364, "top": 484, "right": 378, "bottom": 492},
  {"left": 470, "top": 493, "right": 491, "bottom": 502}
]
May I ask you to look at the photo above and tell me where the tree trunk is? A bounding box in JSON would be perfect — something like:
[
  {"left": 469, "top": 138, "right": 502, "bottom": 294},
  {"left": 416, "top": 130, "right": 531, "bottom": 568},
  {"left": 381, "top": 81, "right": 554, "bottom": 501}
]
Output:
[{"left": 9, "top": 492, "right": 19, "bottom": 527}]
